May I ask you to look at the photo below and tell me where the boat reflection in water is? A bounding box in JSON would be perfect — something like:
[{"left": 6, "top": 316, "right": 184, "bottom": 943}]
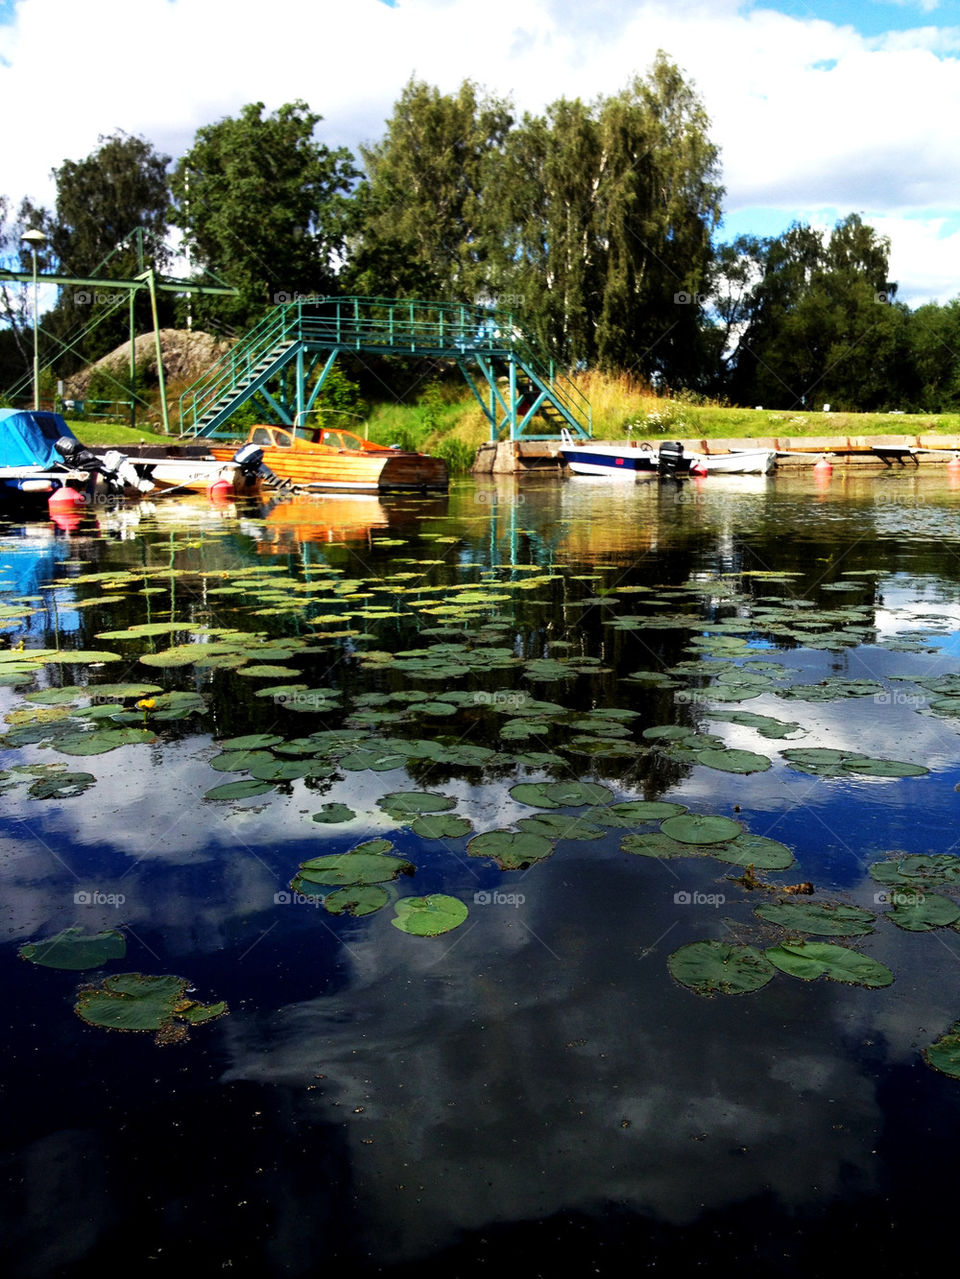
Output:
[{"left": 254, "top": 492, "right": 449, "bottom": 553}]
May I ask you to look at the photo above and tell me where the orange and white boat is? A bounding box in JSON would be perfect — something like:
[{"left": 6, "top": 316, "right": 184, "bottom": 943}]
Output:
[{"left": 209, "top": 424, "right": 448, "bottom": 492}]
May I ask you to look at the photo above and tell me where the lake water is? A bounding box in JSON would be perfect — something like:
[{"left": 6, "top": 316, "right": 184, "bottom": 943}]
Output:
[{"left": 3, "top": 470, "right": 960, "bottom": 1277}]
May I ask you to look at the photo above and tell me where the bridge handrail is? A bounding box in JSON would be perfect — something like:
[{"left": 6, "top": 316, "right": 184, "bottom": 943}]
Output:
[{"left": 179, "top": 296, "right": 590, "bottom": 435}]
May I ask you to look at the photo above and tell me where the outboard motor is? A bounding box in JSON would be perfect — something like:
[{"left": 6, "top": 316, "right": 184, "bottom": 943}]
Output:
[
  {"left": 56, "top": 436, "right": 101, "bottom": 473},
  {"left": 232, "top": 443, "right": 296, "bottom": 494},
  {"left": 55, "top": 437, "right": 152, "bottom": 495},
  {"left": 657, "top": 440, "right": 686, "bottom": 478}
]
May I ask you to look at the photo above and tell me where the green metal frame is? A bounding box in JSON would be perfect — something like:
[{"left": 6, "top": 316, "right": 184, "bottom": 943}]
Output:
[{"left": 177, "top": 296, "right": 592, "bottom": 442}]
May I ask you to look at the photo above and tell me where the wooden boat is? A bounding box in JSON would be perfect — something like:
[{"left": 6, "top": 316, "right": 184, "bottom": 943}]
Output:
[
  {"left": 209, "top": 424, "right": 448, "bottom": 492},
  {"left": 688, "top": 448, "right": 777, "bottom": 475}
]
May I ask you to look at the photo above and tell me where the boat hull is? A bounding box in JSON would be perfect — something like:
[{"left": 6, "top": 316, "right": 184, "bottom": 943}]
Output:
[
  {"left": 209, "top": 442, "right": 448, "bottom": 492},
  {"left": 690, "top": 450, "right": 777, "bottom": 476},
  {"left": 560, "top": 443, "right": 691, "bottom": 478}
]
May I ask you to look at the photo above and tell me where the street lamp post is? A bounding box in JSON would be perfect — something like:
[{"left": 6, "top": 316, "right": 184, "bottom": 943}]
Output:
[{"left": 20, "top": 228, "right": 47, "bottom": 411}]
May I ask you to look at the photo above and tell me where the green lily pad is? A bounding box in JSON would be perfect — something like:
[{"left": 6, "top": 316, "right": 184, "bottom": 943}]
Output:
[
  {"left": 20, "top": 926, "right": 126, "bottom": 970},
  {"left": 322, "top": 885, "right": 389, "bottom": 917},
  {"left": 586, "top": 800, "right": 687, "bottom": 828},
  {"left": 204, "top": 779, "right": 276, "bottom": 801},
  {"left": 27, "top": 771, "right": 96, "bottom": 799},
  {"left": 76, "top": 973, "right": 228, "bottom": 1040},
  {"left": 709, "top": 834, "right": 795, "bottom": 870},
  {"left": 208, "top": 749, "right": 275, "bottom": 773},
  {"left": 409, "top": 814, "right": 474, "bottom": 839},
  {"left": 391, "top": 894, "right": 468, "bottom": 936},
  {"left": 54, "top": 727, "right": 157, "bottom": 756},
  {"left": 754, "top": 900, "right": 876, "bottom": 936},
  {"left": 923, "top": 1023, "right": 960, "bottom": 1078},
  {"left": 840, "top": 756, "right": 929, "bottom": 778},
  {"left": 43, "top": 650, "right": 123, "bottom": 664},
  {"left": 764, "top": 940, "right": 893, "bottom": 987},
  {"left": 312, "top": 803, "right": 358, "bottom": 824},
  {"left": 695, "top": 747, "right": 772, "bottom": 774},
  {"left": 885, "top": 892, "right": 960, "bottom": 932},
  {"left": 377, "top": 791, "right": 457, "bottom": 816},
  {"left": 621, "top": 832, "right": 709, "bottom": 859},
  {"left": 294, "top": 843, "right": 414, "bottom": 888},
  {"left": 660, "top": 814, "right": 743, "bottom": 845},
  {"left": 218, "top": 733, "right": 285, "bottom": 751},
  {"left": 467, "top": 829, "right": 555, "bottom": 870},
  {"left": 667, "top": 940, "right": 775, "bottom": 996},
  {"left": 869, "top": 854, "right": 960, "bottom": 888},
  {"left": 508, "top": 781, "right": 615, "bottom": 809}
]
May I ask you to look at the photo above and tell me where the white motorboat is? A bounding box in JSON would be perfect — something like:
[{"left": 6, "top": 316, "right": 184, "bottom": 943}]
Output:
[{"left": 687, "top": 449, "right": 778, "bottom": 475}]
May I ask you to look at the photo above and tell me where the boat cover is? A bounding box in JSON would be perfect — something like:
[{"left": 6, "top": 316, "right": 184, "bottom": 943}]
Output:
[{"left": 0, "top": 409, "right": 79, "bottom": 468}]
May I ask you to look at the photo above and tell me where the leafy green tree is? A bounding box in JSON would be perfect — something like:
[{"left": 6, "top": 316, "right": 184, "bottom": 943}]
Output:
[
  {"left": 481, "top": 53, "right": 722, "bottom": 382},
  {"left": 722, "top": 214, "right": 906, "bottom": 410},
  {"left": 17, "top": 131, "right": 172, "bottom": 372},
  {"left": 170, "top": 101, "right": 359, "bottom": 330},
  {"left": 347, "top": 79, "right": 513, "bottom": 302}
]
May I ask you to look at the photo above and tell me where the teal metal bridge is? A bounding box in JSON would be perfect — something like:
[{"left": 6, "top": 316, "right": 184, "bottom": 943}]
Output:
[{"left": 177, "top": 296, "right": 591, "bottom": 442}]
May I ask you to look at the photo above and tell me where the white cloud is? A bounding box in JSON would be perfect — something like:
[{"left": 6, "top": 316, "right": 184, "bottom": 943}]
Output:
[{"left": 3, "top": 0, "right": 960, "bottom": 298}]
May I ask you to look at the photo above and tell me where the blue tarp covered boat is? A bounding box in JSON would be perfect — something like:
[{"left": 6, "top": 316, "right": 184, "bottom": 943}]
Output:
[{"left": 0, "top": 409, "right": 85, "bottom": 501}]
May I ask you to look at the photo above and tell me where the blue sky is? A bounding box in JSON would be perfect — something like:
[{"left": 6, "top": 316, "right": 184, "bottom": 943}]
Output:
[{"left": 1, "top": 0, "right": 959, "bottom": 305}]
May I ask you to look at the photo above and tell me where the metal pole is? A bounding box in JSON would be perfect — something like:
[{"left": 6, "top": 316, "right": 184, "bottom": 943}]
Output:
[
  {"left": 145, "top": 269, "right": 170, "bottom": 435},
  {"left": 31, "top": 246, "right": 39, "bottom": 410},
  {"left": 129, "top": 291, "right": 136, "bottom": 430}
]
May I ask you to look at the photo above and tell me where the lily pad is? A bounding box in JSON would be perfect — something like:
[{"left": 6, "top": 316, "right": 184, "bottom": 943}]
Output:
[
  {"left": 467, "top": 829, "right": 554, "bottom": 870},
  {"left": 322, "top": 885, "right": 389, "bottom": 917},
  {"left": 27, "top": 771, "right": 96, "bottom": 799},
  {"left": 20, "top": 926, "right": 126, "bottom": 970},
  {"left": 885, "top": 892, "right": 960, "bottom": 932},
  {"left": 754, "top": 900, "right": 875, "bottom": 936},
  {"left": 709, "top": 834, "right": 795, "bottom": 870},
  {"left": 311, "top": 803, "right": 358, "bottom": 824},
  {"left": 204, "top": 779, "right": 276, "bottom": 801},
  {"left": 391, "top": 894, "right": 468, "bottom": 936},
  {"left": 621, "top": 832, "right": 709, "bottom": 859},
  {"left": 409, "top": 814, "right": 474, "bottom": 839},
  {"left": 377, "top": 791, "right": 457, "bottom": 817},
  {"left": 660, "top": 814, "right": 743, "bottom": 845},
  {"left": 923, "top": 1023, "right": 960, "bottom": 1079},
  {"left": 54, "top": 727, "right": 157, "bottom": 756},
  {"left": 869, "top": 854, "right": 960, "bottom": 888},
  {"left": 695, "top": 747, "right": 772, "bottom": 774},
  {"left": 294, "top": 843, "right": 414, "bottom": 888},
  {"left": 764, "top": 940, "right": 893, "bottom": 987},
  {"left": 74, "top": 972, "right": 228, "bottom": 1041},
  {"left": 508, "top": 780, "right": 615, "bottom": 809},
  {"left": 668, "top": 940, "right": 775, "bottom": 996}
]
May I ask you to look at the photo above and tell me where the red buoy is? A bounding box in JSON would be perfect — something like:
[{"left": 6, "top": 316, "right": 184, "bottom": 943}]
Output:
[
  {"left": 48, "top": 485, "right": 87, "bottom": 511},
  {"left": 207, "top": 478, "right": 232, "bottom": 502},
  {"left": 948, "top": 453, "right": 960, "bottom": 471},
  {"left": 813, "top": 454, "right": 833, "bottom": 474}
]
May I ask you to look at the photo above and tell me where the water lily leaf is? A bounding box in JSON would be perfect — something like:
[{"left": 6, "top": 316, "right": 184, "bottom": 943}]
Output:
[
  {"left": 377, "top": 791, "right": 457, "bottom": 816},
  {"left": 516, "top": 813, "right": 605, "bottom": 841},
  {"left": 695, "top": 747, "right": 772, "bottom": 774},
  {"left": 764, "top": 940, "right": 893, "bottom": 987},
  {"left": 840, "top": 756, "right": 929, "bottom": 778},
  {"left": 294, "top": 845, "right": 414, "bottom": 888},
  {"left": 20, "top": 926, "right": 126, "bottom": 970},
  {"left": 27, "top": 771, "right": 96, "bottom": 799},
  {"left": 22, "top": 686, "right": 87, "bottom": 705},
  {"left": 923, "top": 1023, "right": 960, "bottom": 1078},
  {"left": 312, "top": 803, "right": 357, "bottom": 824},
  {"left": 75, "top": 972, "right": 227, "bottom": 1039},
  {"left": 707, "top": 833, "right": 794, "bottom": 869},
  {"left": 235, "top": 664, "right": 300, "bottom": 678},
  {"left": 204, "top": 779, "right": 276, "bottom": 801},
  {"left": 754, "top": 900, "right": 875, "bottom": 936},
  {"left": 869, "top": 854, "right": 960, "bottom": 888},
  {"left": 247, "top": 757, "right": 328, "bottom": 782},
  {"left": 886, "top": 892, "right": 960, "bottom": 931},
  {"left": 218, "top": 733, "right": 284, "bottom": 751},
  {"left": 467, "top": 829, "right": 554, "bottom": 870},
  {"left": 621, "top": 832, "right": 708, "bottom": 859},
  {"left": 409, "top": 814, "right": 474, "bottom": 839},
  {"left": 588, "top": 800, "right": 687, "bottom": 827},
  {"left": 660, "top": 814, "right": 742, "bottom": 845},
  {"left": 54, "top": 727, "right": 157, "bottom": 756},
  {"left": 668, "top": 940, "right": 775, "bottom": 996},
  {"left": 208, "top": 749, "right": 275, "bottom": 773},
  {"left": 42, "top": 650, "right": 123, "bottom": 664},
  {"left": 323, "top": 885, "right": 388, "bottom": 917},
  {"left": 508, "top": 780, "right": 614, "bottom": 809},
  {"left": 339, "top": 749, "right": 407, "bottom": 772},
  {"left": 391, "top": 894, "right": 468, "bottom": 936}
]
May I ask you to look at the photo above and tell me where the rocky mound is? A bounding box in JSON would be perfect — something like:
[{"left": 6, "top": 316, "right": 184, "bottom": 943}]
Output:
[{"left": 65, "top": 329, "right": 232, "bottom": 396}]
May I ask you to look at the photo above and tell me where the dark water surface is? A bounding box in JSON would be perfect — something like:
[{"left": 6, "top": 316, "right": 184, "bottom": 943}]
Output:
[{"left": 3, "top": 471, "right": 960, "bottom": 1277}]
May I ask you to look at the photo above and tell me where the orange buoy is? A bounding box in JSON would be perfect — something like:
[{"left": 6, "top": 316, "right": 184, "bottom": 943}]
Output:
[
  {"left": 689, "top": 459, "right": 708, "bottom": 477},
  {"left": 48, "top": 485, "right": 87, "bottom": 512},
  {"left": 948, "top": 453, "right": 960, "bottom": 471},
  {"left": 813, "top": 454, "right": 833, "bottom": 474}
]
